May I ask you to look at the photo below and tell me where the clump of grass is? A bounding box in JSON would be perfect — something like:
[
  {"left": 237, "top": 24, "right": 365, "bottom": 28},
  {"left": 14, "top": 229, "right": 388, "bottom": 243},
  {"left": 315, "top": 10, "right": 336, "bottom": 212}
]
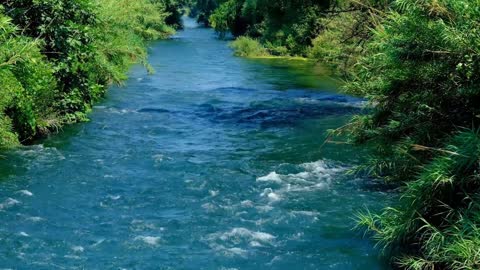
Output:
[{"left": 229, "top": 36, "right": 269, "bottom": 57}]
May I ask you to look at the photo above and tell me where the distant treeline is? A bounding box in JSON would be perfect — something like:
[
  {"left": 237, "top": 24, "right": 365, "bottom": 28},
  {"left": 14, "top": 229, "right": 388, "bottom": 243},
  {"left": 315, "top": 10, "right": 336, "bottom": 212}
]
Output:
[
  {"left": 197, "top": 0, "right": 480, "bottom": 269},
  {"left": 0, "top": 0, "right": 184, "bottom": 147}
]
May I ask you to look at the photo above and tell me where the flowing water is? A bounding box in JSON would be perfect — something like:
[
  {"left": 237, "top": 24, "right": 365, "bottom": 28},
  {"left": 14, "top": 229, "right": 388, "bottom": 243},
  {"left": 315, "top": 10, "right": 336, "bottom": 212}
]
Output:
[{"left": 0, "top": 19, "right": 391, "bottom": 269}]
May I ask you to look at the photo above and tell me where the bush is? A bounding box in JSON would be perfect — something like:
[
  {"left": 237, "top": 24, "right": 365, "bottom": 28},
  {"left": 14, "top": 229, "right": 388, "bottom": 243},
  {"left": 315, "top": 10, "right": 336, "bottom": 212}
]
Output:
[{"left": 229, "top": 36, "right": 268, "bottom": 57}]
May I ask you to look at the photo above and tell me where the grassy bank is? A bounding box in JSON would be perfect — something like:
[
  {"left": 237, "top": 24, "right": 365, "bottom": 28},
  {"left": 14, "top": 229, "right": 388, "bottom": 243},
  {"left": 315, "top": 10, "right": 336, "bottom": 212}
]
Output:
[
  {"left": 229, "top": 37, "right": 308, "bottom": 61},
  {"left": 203, "top": 0, "right": 480, "bottom": 268},
  {"left": 0, "top": 0, "right": 179, "bottom": 148}
]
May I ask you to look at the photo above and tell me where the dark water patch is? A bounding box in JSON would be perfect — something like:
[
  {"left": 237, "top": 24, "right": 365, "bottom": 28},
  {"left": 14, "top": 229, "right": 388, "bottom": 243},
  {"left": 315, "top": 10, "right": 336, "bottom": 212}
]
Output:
[
  {"left": 196, "top": 93, "right": 362, "bottom": 128},
  {"left": 137, "top": 108, "right": 171, "bottom": 114},
  {"left": 212, "top": 87, "right": 260, "bottom": 93},
  {"left": 358, "top": 178, "right": 402, "bottom": 193}
]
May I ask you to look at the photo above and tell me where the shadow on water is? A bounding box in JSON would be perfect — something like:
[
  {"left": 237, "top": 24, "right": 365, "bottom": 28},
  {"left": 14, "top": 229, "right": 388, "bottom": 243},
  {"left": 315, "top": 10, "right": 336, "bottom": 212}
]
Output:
[{"left": 196, "top": 90, "right": 363, "bottom": 128}]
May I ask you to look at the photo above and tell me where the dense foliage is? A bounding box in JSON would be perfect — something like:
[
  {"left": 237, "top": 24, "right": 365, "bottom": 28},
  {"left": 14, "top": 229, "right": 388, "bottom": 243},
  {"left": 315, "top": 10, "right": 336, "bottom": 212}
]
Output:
[
  {"left": 349, "top": 1, "right": 480, "bottom": 269},
  {"left": 205, "top": 0, "right": 389, "bottom": 59},
  {"left": 208, "top": 0, "right": 332, "bottom": 54},
  {"left": 206, "top": 0, "right": 480, "bottom": 268},
  {"left": 0, "top": 0, "right": 178, "bottom": 148}
]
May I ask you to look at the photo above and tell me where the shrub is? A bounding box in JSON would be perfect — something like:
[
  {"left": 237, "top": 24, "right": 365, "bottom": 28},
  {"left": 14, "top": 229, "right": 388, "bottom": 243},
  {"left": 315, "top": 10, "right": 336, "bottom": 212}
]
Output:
[{"left": 229, "top": 36, "right": 268, "bottom": 57}]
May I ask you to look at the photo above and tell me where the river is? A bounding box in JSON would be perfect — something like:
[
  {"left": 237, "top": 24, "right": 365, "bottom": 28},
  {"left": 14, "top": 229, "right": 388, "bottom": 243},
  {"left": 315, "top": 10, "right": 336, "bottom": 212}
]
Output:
[{"left": 0, "top": 18, "right": 390, "bottom": 269}]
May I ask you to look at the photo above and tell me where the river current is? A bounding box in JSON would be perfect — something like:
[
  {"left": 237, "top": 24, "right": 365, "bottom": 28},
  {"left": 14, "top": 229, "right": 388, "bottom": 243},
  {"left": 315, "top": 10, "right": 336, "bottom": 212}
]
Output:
[{"left": 0, "top": 18, "right": 390, "bottom": 269}]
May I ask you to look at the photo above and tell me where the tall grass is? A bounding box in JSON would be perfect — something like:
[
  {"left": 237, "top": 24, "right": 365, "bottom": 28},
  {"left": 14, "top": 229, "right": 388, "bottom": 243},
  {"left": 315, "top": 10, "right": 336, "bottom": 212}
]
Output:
[{"left": 358, "top": 129, "right": 480, "bottom": 269}]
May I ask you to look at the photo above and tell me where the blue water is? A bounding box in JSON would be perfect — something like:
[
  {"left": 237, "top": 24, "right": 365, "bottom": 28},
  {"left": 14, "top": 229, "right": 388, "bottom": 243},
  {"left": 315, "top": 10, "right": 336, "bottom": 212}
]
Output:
[{"left": 0, "top": 19, "right": 390, "bottom": 269}]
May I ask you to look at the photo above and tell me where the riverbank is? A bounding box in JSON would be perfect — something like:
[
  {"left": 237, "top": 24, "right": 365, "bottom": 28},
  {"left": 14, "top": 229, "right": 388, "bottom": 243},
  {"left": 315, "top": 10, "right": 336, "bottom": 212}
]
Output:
[{"left": 0, "top": 0, "right": 178, "bottom": 149}]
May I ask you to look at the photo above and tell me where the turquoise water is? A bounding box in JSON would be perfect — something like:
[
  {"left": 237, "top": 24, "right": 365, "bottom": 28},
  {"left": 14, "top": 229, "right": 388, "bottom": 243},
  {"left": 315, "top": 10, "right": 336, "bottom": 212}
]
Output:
[{"left": 0, "top": 19, "right": 390, "bottom": 269}]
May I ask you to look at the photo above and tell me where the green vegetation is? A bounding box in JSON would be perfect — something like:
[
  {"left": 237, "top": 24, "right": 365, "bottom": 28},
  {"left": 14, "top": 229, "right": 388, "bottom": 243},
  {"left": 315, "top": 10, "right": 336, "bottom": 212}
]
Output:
[
  {"left": 204, "top": 0, "right": 389, "bottom": 75},
  {"left": 207, "top": 0, "right": 332, "bottom": 55},
  {"left": 0, "top": 0, "right": 179, "bottom": 148},
  {"left": 204, "top": 0, "right": 480, "bottom": 268},
  {"left": 357, "top": 130, "right": 480, "bottom": 269},
  {"left": 229, "top": 36, "right": 267, "bottom": 57},
  {"left": 348, "top": 1, "right": 480, "bottom": 269}
]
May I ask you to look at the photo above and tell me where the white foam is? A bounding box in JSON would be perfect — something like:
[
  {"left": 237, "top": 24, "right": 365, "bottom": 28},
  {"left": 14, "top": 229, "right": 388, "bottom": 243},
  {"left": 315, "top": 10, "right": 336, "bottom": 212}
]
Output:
[
  {"left": 290, "top": 210, "right": 319, "bottom": 217},
  {"left": 26, "top": 216, "right": 44, "bottom": 222},
  {"left": 227, "top": 247, "right": 248, "bottom": 257},
  {"left": 314, "top": 182, "right": 329, "bottom": 190},
  {"left": 17, "top": 144, "right": 66, "bottom": 161},
  {"left": 209, "top": 190, "right": 219, "bottom": 197},
  {"left": 295, "top": 97, "right": 321, "bottom": 104},
  {"left": 17, "top": 190, "right": 33, "bottom": 196},
  {"left": 204, "top": 227, "right": 276, "bottom": 255},
  {"left": 94, "top": 159, "right": 104, "bottom": 164},
  {"left": 64, "top": 255, "right": 82, "bottom": 260},
  {"left": 267, "top": 255, "right": 284, "bottom": 266},
  {"left": 249, "top": 241, "right": 262, "bottom": 247},
  {"left": 219, "top": 228, "right": 275, "bottom": 243},
  {"left": 240, "top": 200, "right": 254, "bottom": 207},
  {"left": 257, "top": 172, "right": 282, "bottom": 183},
  {"left": 19, "top": 232, "right": 29, "bottom": 237},
  {"left": 300, "top": 160, "right": 343, "bottom": 176},
  {"left": 209, "top": 244, "right": 248, "bottom": 257},
  {"left": 152, "top": 154, "right": 164, "bottom": 163},
  {"left": 288, "top": 232, "right": 305, "bottom": 240},
  {"left": 187, "top": 180, "right": 207, "bottom": 191},
  {"left": 91, "top": 238, "right": 105, "bottom": 247},
  {"left": 260, "top": 188, "right": 281, "bottom": 202},
  {"left": 71, "top": 246, "right": 84, "bottom": 253},
  {"left": 284, "top": 162, "right": 337, "bottom": 185},
  {"left": 202, "top": 203, "right": 217, "bottom": 212},
  {"left": 258, "top": 160, "right": 344, "bottom": 199},
  {"left": 267, "top": 192, "right": 281, "bottom": 201},
  {"left": 107, "top": 108, "right": 136, "bottom": 115},
  {"left": 0, "top": 198, "right": 20, "bottom": 210},
  {"left": 135, "top": 236, "right": 161, "bottom": 246},
  {"left": 130, "top": 220, "right": 158, "bottom": 230},
  {"left": 256, "top": 205, "right": 274, "bottom": 212},
  {"left": 260, "top": 188, "right": 273, "bottom": 197},
  {"left": 107, "top": 195, "right": 121, "bottom": 200}
]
